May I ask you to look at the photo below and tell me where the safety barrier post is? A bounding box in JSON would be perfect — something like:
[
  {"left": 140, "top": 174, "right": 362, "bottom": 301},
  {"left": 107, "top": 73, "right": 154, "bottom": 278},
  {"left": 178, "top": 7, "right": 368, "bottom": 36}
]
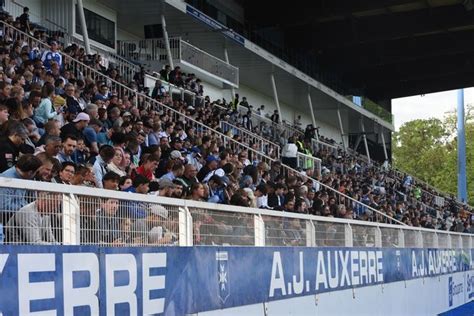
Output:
[
  {"left": 62, "top": 193, "right": 80, "bottom": 245},
  {"left": 345, "top": 224, "right": 353, "bottom": 247},
  {"left": 398, "top": 229, "right": 405, "bottom": 248},
  {"left": 179, "top": 207, "right": 193, "bottom": 246},
  {"left": 306, "top": 220, "right": 316, "bottom": 247},
  {"left": 254, "top": 214, "right": 265, "bottom": 246}
]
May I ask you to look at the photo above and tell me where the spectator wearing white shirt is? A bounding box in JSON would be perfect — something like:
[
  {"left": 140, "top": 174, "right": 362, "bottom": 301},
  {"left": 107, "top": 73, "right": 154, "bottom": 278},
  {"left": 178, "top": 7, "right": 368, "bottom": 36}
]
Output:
[{"left": 282, "top": 137, "right": 298, "bottom": 169}]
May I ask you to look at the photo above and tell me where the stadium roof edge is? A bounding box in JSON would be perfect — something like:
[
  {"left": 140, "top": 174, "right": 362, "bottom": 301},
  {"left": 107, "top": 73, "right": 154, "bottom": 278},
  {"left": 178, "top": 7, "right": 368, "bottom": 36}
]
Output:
[{"left": 164, "top": 0, "right": 395, "bottom": 132}]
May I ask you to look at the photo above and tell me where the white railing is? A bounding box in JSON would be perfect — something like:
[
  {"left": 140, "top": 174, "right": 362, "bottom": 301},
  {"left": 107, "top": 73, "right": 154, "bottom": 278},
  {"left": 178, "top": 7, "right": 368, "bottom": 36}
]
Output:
[
  {"left": 117, "top": 38, "right": 181, "bottom": 63},
  {"left": 180, "top": 40, "right": 239, "bottom": 86},
  {"left": 220, "top": 120, "right": 280, "bottom": 158},
  {"left": 0, "top": 178, "right": 471, "bottom": 248},
  {"left": 118, "top": 38, "right": 239, "bottom": 86},
  {"left": 311, "top": 137, "right": 339, "bottom": 156},
  {"left": 296, "top": 152, "right": 322, "bottom": 178},
  {"left": 61, "top": 33, "right": 141, "bottom": 84},
  {"left": 144, "top": 73, "right": 205, "bottom": 107}
]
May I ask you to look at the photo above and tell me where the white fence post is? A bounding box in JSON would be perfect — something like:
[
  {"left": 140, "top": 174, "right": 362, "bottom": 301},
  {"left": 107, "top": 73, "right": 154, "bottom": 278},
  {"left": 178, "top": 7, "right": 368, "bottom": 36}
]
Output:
[
  {"left": 254, "top": 214, "right": 265, "bottom": 246},
  {"left": 398, "top": 229, "right": 405, "bottom": 248},
  {"left": 417, "top": 230, "right": 423, "bottom": 248},
  {"left": 179, "top": 207, "right": 193, "bottom": 246},
  {"left": 374, "top": 227, "right": 382, "bottom": 248},
  {"left": 306, "top": 220, "right": 316, "bottom": 247},
  {"left": 433, "top": 233, "right": 439, "bottom": 248},
  {"left": 345, "top": 224, "right": 353, "bottom": 247},
  {"left": 62, "top": 193, "right": 80, "bottom": 245}
]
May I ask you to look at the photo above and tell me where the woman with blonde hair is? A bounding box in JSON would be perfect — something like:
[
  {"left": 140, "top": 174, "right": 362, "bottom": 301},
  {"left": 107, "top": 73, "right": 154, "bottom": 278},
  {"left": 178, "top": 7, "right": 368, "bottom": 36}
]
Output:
[{"left": 107, "top": 147, "right": 127, "bottom": 177}]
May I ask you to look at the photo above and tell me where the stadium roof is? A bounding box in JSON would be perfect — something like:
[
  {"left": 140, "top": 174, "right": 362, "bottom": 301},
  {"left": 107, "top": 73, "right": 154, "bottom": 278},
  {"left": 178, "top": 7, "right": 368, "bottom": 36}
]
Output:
[{"left": 241, "top": 0, "right": 474, "bottom": 100}]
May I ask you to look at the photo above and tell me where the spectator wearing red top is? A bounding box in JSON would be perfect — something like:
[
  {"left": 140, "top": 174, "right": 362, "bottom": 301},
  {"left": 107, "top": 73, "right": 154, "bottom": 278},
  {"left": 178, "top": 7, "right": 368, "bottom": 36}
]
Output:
[{"left": 135, "top": 153, "right": 159, "bottom": 181}]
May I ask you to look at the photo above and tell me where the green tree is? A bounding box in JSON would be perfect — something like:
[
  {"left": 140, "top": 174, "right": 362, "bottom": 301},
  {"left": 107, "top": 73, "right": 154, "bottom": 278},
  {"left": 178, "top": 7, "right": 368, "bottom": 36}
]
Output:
[{"left": 392, "top": 106, "right": 473, "bottom": 204}]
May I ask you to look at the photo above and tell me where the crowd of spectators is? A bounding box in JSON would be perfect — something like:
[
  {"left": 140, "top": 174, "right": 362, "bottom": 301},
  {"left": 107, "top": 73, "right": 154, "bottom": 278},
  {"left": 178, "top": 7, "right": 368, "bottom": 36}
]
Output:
[{"left": 0, "top": 10, "right": 471, "bottom": 246}]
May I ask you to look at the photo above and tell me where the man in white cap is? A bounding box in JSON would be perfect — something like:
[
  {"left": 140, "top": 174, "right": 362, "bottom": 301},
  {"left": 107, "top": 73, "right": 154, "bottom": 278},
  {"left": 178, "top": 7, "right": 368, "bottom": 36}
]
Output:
[
  {"left": 131, "top": 204, "right": 175, "bottom": 245},
  {"left": 60, "top": 112, "right": 90, "bottom": 140}
]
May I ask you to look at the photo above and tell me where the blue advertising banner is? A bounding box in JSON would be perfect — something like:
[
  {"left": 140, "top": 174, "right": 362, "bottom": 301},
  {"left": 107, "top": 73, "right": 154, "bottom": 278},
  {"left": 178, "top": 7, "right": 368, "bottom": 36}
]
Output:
[
  {"left": 0, "top": 246, "right": 473, "bottom": 315},
  {"left": 186, "top": 5, "right": 246, "bottom": 46}
]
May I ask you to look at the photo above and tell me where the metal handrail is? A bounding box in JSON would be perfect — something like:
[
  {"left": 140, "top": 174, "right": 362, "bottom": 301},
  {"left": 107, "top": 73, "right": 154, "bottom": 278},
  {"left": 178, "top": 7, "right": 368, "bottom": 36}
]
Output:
[
  {"left": 118, "top": 38, "right": 239, "bottom": 86},
  {"left": 219, "top": 120, "right": 281, "bottom": 158},
  {"left": 61, "top": 33, "right": 141, "bottom": 83},
  {"left": 296, "top": 152, "right": 322, "bottom": 177},
  {"left": 0, "top": 20, "right": 405, "bottom": 226}
]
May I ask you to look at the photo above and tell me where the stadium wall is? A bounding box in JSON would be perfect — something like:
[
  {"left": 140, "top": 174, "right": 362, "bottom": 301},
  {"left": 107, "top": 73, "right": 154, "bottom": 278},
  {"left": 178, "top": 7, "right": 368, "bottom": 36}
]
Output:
[{"left": 1, "top": 245, "right": 473, "bottom": 315}]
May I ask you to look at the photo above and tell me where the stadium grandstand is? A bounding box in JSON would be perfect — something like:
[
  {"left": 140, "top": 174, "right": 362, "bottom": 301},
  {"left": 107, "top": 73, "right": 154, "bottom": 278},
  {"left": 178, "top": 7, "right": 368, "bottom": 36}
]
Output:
[{"left": 0, "top": 0, "right": 472, "bottom": 315}]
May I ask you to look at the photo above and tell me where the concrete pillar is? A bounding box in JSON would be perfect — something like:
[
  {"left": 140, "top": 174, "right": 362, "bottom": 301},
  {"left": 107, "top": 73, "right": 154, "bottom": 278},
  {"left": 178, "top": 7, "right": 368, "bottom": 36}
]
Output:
[
  {"left": 76, "top": 0, "right": 91, "bottom": 55},
  {"left": 337, "top": 109, "right": 347, "bottom": 151},
  {"left": 360, "top": 119, "right": 371, "bottom": 163},
  {"left": 161, "top": 14, "right": 174, "bottom": 69},
  {"left": 270, "top": 73, "right": 282, "bottom": 122}
]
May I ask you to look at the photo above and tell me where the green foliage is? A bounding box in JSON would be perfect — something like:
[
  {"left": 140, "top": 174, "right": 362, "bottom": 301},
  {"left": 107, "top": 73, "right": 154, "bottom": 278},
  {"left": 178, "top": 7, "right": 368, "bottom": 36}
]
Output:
[{"left": 392, "top": 106, "right": 473, "bottom": 204}]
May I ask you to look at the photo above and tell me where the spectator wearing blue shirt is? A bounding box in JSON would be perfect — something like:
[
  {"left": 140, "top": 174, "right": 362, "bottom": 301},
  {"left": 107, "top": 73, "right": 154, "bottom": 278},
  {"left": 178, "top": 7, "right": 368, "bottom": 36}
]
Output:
[
  {"left": 97, "top": 126, "right": 114, "bottom": 146},
  {"left": 41, "top": 41, "right": 62, "bottom": 71},
  {"left": 159, "top": 161, "right": 184, "bottom": 182},
  {"left": 92, "top": 145, "right": 115, "bottom": 188},
  {"left": 0, "top": 154, "right": 42, "bottom": 225},
  {"left": 57, "top": 135, "right": 77, "bottom": 163},
  {"left": 94, "top": 84, "right": 109, "bottom": 102},
  {"left": 71, "top": 136, "right": 88, "bottom": 165},
  {"left": 83, "top": 118, "right": 102, "bottom": 155},
  {"left": 33, "top": 83, "right": 57, "bottom": 126},
  {"left": 119, "top": 175, "right": 150, "bottom": 219},
  {"left": 96, "top": 198, "right": 122, "bottom": 245},
  {"left": 207, "top": 175, "right": 227, "bottom": 204}
]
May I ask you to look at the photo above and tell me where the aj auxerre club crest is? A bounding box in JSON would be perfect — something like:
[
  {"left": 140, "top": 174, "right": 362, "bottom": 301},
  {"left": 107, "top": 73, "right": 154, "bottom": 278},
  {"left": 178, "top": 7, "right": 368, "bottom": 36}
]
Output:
[{"left": 216, "top": 251, "right": 230, "bottom": 303}]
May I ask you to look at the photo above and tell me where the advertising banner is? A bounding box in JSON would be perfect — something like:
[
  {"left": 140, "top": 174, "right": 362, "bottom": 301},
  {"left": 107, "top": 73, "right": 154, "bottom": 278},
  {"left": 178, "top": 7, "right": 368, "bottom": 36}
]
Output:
[{"left": 0, "top": 246, "right": 473, "bottom": 315}]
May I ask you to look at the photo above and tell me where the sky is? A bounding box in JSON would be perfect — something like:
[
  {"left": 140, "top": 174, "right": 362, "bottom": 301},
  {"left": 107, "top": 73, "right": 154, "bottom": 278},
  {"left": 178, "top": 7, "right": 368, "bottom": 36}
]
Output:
[{"left": 391, "top": 87, "right": 474, "bottom": 131}]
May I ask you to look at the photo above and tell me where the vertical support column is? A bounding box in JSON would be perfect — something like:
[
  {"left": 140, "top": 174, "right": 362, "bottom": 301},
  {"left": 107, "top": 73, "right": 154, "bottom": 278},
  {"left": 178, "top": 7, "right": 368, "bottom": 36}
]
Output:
[
  {"left": 380, "top": 128, "right": 389, "bottom": 162},
  {"left": 270, "top": 73, "right": 282, "bottom": 123},
  {"left": 161, "top": 14, "right": 174, "bottom": 69},
  {"left": 337, "top": 108, "right": 347, "bottom": 151},
  {"left": 307, "top": 90, "right": 317, "bottom": 128},
  {"left": 360, "top": 119, "right": 371, "bottom": 163},
  {"left": 457, "top": 89, "right": 467, "bottom": 202},
  {"left": 224, "top": 47, "right": 235, "bottom": 98},
  {"left": 76, "top": 0, "right": 91, "bottom": 55}
]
